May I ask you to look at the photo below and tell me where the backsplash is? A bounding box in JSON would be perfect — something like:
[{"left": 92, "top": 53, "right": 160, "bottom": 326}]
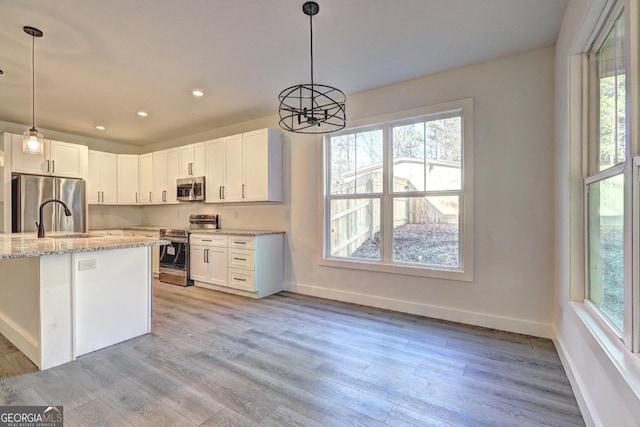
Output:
[
  {"left": 89, "top": 203, "right": 290, "bottom": 232},
  {"left": 141, "top": 203, "right": 290, "bottom": 231},
  {"left": 88, "top": 205, "right": 143, "bottom": 228}
]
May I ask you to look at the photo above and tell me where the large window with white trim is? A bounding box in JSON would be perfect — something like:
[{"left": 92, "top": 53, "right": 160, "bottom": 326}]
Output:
[
  {"left": 585, "top": 5, "right": 635, "bottom": 347},
  {"left": 322, "top": 99, "right": 473, "bottom": 280}
]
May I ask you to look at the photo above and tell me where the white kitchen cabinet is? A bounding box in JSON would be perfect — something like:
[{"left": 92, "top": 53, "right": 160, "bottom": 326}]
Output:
[
  {"left": 10, "top": 133, "right": 87, "bottom": 179},
  {"left": 204, "top": 138, "right": 224, "bottom": 202},
  {"left": 205, "top": 129, "right": 282, "bottom": 203},
  {"left": 242, "top": 128, "right": 283, "bottom": 202},
  {"left": 152, "top": 148, "right": 179, "bottom": 204},
  {"left": 190, "top": 234, "right": 227, "bottom": 287},
  {"left": 224, "top": 135, "right": 245, "bottom": 201},
  {"left": 117, "top": 154, "right": 139, "bottom": 204},
  {"left": 87, "top": 150, "right": 117, "bottom": 204},
  {"left": 138, "top": 153, "right": 153, "bottom": 204},
  {"left": 191, "top": 232, "right": 283, "bottom": 298},
  {"left": 205, "top": 134, "right": 242, "bottom": 203},
  {"left": 179, "top": 142, "right": 205, "bottom": 178}
]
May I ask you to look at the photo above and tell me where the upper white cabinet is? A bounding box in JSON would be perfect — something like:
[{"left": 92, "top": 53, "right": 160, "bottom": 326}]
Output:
[
  {"left": 10, "top": 133, "right": 87, "bottom": 179},
  {"left": 152, "top": 148, "right": 179, "bottom": 204},
  {"left": 205, "top": 129, "right": 282, "bottom": 203},
  {"left": 205, "top": 137, "right": 227, "bottom": 203},
  {"left": 87, "top": 150, "right": 117, "bottom": 204},
  {"left": 179, "top": 142, "right": 205, "bottom": 178},
  {"left": 242, "top": 129, "right": 283, "bottom": 202},
  {"left": 117, "top": 154, "right": 139, "bottom": 204},
  {"left": 138, "top": 153, "right": 153, "bottom": 204},
  {"left": 223, "top": 134, "right": 244, "bottom": 201}
]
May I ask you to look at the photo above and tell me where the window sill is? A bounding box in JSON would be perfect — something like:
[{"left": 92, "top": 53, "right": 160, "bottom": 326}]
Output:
[
  {"left": 569, "top": 301, "right": 640, "bottom": 407},
  {"left": 318, "top": 256, "right": 473, "bottom": 282}
]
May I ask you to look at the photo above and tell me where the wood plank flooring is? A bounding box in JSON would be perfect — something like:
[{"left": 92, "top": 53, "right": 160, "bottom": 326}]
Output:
[{"left": 0, "top": 280, "right": 584, "bottom": 426}]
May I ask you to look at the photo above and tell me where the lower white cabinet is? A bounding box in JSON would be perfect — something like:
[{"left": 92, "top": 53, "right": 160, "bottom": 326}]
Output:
[
  {"left": 191, "top": 232, "right": 283, "bottom": 298},
  {"left": 190, "top": 234, "right": 227, "bottom": 286}
]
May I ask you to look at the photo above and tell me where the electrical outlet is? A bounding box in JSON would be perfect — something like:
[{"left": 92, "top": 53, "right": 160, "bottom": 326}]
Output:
[{"left": 78, "top": 259, "right": 97, "bottom": 271}]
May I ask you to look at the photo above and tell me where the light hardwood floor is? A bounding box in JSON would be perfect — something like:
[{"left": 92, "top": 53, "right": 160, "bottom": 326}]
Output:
[{"left": 0, "top": 280, "right": 584, "bottom": 426}]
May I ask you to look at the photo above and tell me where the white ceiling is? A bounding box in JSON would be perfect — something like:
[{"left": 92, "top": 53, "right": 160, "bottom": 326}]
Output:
[{"left": 0, "top": 0, "right": 567, "bottom": 146}]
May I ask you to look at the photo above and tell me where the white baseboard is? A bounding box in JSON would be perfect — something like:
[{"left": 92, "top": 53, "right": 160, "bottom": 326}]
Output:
[
  {"left": 553, "top": 328, "right": 598, "bottom": 427},
  {"left": 286, "top": 282, "right": 553, "bottom": 338},
  {"left": 0, "top": 311, "right": 40, "bottom": 368}
]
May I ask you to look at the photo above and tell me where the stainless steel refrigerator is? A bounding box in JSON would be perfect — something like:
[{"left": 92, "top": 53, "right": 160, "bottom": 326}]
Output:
[{"left": 11, "top": 173, "right": 87, "bottom": 233}]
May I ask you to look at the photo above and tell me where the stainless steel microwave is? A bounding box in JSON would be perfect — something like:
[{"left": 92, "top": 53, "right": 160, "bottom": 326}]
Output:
[{"left": 177, "top": 176, "right": 205, "bottom": 202}]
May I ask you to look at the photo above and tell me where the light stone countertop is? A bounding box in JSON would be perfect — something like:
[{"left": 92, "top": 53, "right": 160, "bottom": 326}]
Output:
[
  {"left": 91, "top": 227, "right": 285, "bottom": 236},
  {"left": 90, "top": 226, "right": 165, "bottom": 232},
  {"left": 0, "top": 232, "right": 170, "bottom": 260},
  {"left": 188, "top": 229, "right": 285, "bottom": 236}
]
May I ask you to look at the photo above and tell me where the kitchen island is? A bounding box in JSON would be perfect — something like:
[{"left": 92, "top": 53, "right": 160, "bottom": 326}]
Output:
[{"left": 0, "top": 232, "right": 168, "bottom": 370}]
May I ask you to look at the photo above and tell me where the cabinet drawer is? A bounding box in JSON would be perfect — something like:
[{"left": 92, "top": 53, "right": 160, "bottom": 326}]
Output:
[
  {"left": 190, "top": 234, "right": 227, "bottom": 247},
  {"left": 228, "top": 248, "right": 254, "bottom": 270},
  {"left": 228, "top": 268, "right": 255, "bottom": 292},
  {"left": 227, "top": 236, "right": 254, "bottom": 249}
]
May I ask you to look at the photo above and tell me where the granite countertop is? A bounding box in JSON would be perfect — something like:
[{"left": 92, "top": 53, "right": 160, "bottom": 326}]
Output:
[
  {"left": 90, "top": 226, "right": 165, "bottom": 232},
  {"left": 90, "top": 226, "right": 285, "bottom": 236},
  {"left": 0, "top": 232, "right": 170, "bottom": 260},
  {"left": 188, "top": 229, "right": 285, "bottom": 236}
]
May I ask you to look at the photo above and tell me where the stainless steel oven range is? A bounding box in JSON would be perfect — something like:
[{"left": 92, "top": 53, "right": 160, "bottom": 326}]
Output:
[{"left": 159, "top": 228, "right": 191, "bottom": 286}]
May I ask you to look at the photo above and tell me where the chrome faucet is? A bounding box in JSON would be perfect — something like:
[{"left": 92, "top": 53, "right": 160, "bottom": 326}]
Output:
[{"left": 36, "top": 199, "right": 72, "bottom": 238}]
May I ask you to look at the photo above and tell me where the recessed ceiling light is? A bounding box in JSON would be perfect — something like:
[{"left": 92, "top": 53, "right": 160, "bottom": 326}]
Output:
[
  {"left": 192, "top": 90, "right": 204, "bottom": 97},
  {"left": 137, "top": 111, "right": 148, "bottom": 117},
  {"left": 96, "top": 125, "right": 106, "bottom": 131}
]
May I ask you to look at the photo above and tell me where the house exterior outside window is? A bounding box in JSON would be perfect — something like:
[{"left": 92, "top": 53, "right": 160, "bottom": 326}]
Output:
[
  {"left": 584, "top": 2, "right": 638, "bottom": 350},
  {"left": 321, "top": 99, "right": 474, "bottom": 281}
]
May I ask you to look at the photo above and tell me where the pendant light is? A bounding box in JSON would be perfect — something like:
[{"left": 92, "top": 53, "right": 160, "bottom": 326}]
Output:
[
  {"left": 278, "top": 1, "right": 346, "bottom": 134},
  {"left": 23, "top": 26, "right": 44, "bottom": 154}
]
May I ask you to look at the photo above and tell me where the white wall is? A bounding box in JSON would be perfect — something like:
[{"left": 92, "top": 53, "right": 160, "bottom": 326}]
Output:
[
  {"left": 292, "top": 46, "right": 556, "bottom": 338},
  {"left": 554, "top": 0, "right": 640, "bottom": 426},
  {"left": 141, "top": 46, "right": 557, "bottom": 339}
]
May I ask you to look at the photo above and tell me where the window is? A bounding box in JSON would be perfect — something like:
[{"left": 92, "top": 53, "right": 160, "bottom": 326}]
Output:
[
  {"left": 322, "top": 99, "right": 473, "bottom": 281},
  {"left": 585, "top": 8, "right": 632, "bottom": 343}
]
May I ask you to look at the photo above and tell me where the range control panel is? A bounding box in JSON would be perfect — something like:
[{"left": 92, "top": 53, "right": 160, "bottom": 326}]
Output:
[{"left": 188, "top": 214, "right": 219, "bottom": 229}]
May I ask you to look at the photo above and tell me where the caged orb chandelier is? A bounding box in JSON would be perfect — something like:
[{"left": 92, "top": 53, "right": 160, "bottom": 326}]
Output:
[{"left": 278, "top": 1, "right": 346, "bottom": 134}]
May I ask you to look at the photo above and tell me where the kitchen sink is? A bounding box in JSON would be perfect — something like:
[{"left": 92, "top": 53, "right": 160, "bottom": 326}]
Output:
[{"left": 50, "top": 234, "right": 97, "bottom": 239}]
